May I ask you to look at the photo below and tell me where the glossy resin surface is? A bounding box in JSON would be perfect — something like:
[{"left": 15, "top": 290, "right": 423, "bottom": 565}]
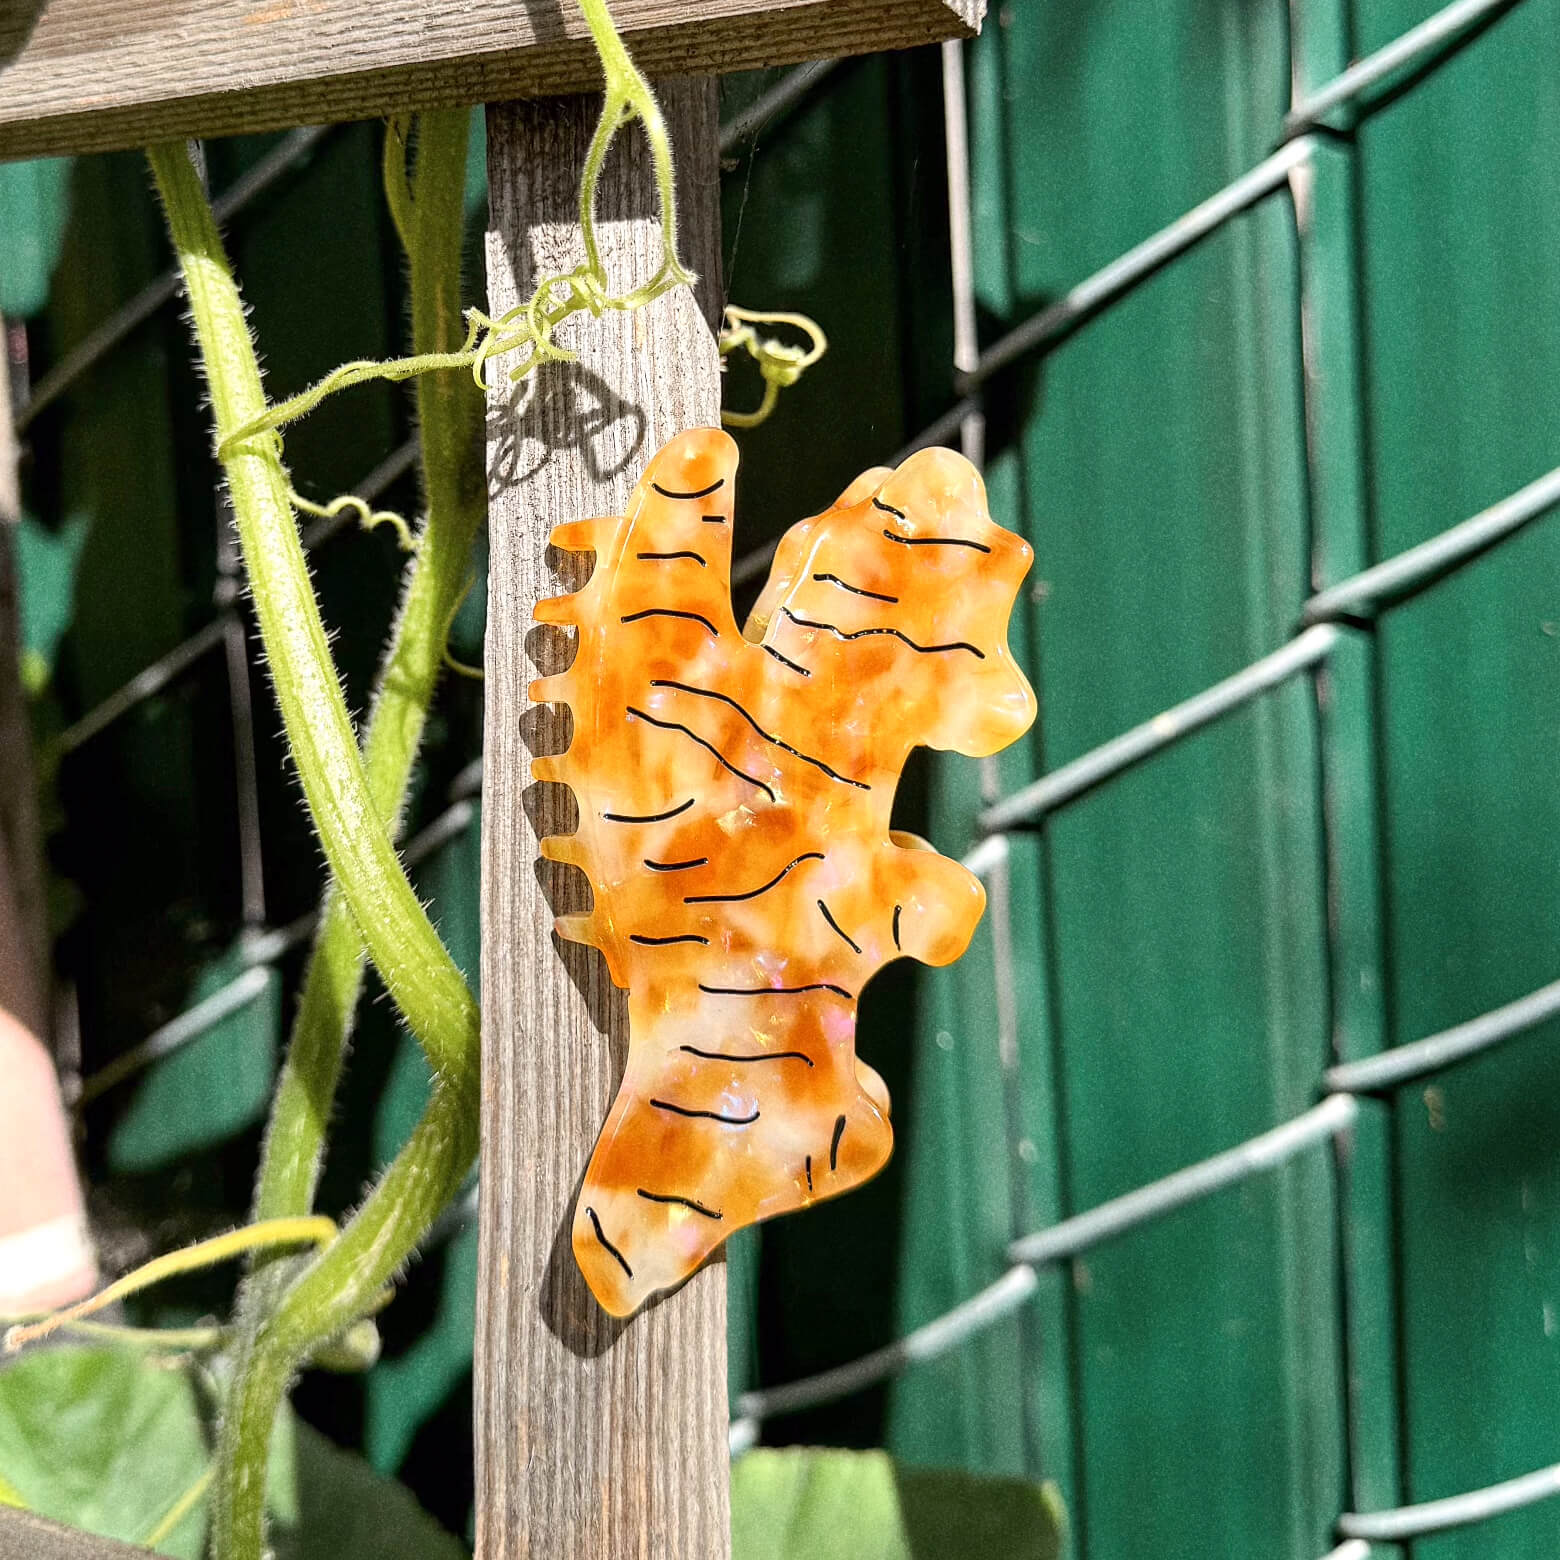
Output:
[{"left": 531, "top": 428, "right": 1036, "bottom": 1315}]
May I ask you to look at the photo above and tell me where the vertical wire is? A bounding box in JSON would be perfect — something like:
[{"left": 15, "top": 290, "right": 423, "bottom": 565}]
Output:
[
  {"left": 941, "top": 36, "right": 1043, "bottom": 1479},
  {"left": 1285, "top": 0, "right": 1410, "bottom": 1531}
]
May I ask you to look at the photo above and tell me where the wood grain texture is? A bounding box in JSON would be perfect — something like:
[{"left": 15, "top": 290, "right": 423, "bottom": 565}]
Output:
[
  {"left": 0, "top": 1509, "right": 153, "bottom": 1560},
  {"left": 0, "top": 0, "right": 982, "bottom": 162},
  {"left": 476, "top": 83, "right": 729, "bottom": 1560}
]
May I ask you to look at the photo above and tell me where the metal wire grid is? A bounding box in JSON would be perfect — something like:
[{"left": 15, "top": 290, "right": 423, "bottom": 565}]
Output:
[{"left": 15, "top": 1, "right": 1560, "bottom": 1549}]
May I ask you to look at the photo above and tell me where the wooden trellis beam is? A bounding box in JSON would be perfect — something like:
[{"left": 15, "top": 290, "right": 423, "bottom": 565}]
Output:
[{"left": 0, "top": 0, "right": 979, "bottom": 160}]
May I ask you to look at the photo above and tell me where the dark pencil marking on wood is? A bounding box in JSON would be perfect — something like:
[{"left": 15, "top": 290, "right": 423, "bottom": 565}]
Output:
[
  {"left": 653, "top": 478, "right": 726, "bottom": 501},
  {"left": 650, "top": 678, "right": 870, "bottom": 790},
  {"left": 651, "top": 1098, "right": 761, "bottom": 1125},
  {"left": 627, "top": 706, "right": 778, "bottom": 802},
  {"left": 621, "top": 607, "right": 719, "bottom": 635},
  {"left": 830, "top": 1114, "right": 847, "bottom": 1172},
  {"left": 603, "top": 798, "right": 695, "bottom": 824},
  {"left": 781, "top": 605, "right": 986, "bottom": 659},
  {"left": 585, "top": 1206, "right": 633, "bottom": 1279},
  {"left": 684, "top": 851, "right": 824, "bottom": 904},
  {"left": 680, "top": 1045, "right": 814, "bottom": 1068},
  {"left": 817, "top": 898, "right": 862, "bottom": 954},
  {"left": 637, "top": 1189, "right": 723, "bottom": 1220},
  {"left": 813, "top": 572, "right": 899, "bottom": 604}
]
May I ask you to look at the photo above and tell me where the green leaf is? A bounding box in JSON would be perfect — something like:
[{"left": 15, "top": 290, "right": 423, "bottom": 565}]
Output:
[
  {"left": 270, "top": 1420, "right": 467, "bottom": 1560},
  {"left": 0, "top": 1345, "right": 464, "bottom": 1559},
  {"left": 730, "top": 1448, "right": 1063, "bottom": 1560},
  {"left": 0, "top": 1345, "right": 209, "bottom": 1557}
]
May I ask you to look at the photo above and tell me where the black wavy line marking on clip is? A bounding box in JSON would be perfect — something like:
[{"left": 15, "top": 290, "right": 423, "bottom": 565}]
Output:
[
  {"left": 653, "top": 478, "right": 726, "bottom": 500},
  {"left": 680, "top": 1045, "right": 814, "bottom": 1068},
  {"left": 620, "top": 608, "right": 719, "bottom": 635},
  {"left": 780, "top": 606, "right": 985, "bottom": 659},
  {"left": 644, "top": 856, "right": 709, "bottom": 873},
  {"left": 637, "top": 1189, "right": 723, "bottom": 1220},
  {"left": 636, "top": 550, "right": 707, "bottom": 566},
  {"left": 585, "top": 1207, "right": 632, "bottom": 1278},
  {"left": 763, "top": 644, "right": 812, "bottom": 677},
  {"left": 698, "top": 981, "right": 853, "bottom": 1000},
  {"left": 872, "top": 497, "right": 907, "bottom": 519},
  {"left": 805, "top": 1155, "right": 813, "bottom": 1192},
  {"left": 631, "top": 933, "right": 710, "bottom": 947},
  {"left": 604, "top": 798, "right": 695, "bottom": 824},
  {"left": 650, "top": 1098, "right": 760, "bottom": 1125},
  {"left": 684, "top": 851, "right": 824, "bottom": 904},
  {"left": 626, "top": 707, "right": 778, "bottom": 802},
  {"left": 650, "top": 679, "right": 869, "bottom": 791},
  {"left": 813, "top": 572, "right": 899, "bottom": 604},
  {"left": 880, "top": 528, "right": 991, "bottom": 554},
  {"left": 830, "top": 1115, "right": 847, "bottom": 1172},
  {"left": 817, "top": 899, "right": 862, "bottom": 954},
  {"left": 892, "top": 904, "right": 903, "bottom": 950}
]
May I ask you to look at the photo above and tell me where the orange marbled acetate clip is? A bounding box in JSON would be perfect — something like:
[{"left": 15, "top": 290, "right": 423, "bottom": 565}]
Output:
[{"left": 531, "top": 428, "right": 1036, "bottom": 1316}]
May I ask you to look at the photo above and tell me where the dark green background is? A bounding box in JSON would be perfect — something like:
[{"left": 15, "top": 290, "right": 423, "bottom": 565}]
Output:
[{"left": 5, "top": 0, "right": 1560, "bottom": 1553}]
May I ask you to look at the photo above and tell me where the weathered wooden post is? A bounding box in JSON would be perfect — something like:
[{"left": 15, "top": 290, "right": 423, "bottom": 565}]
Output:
[{"left": 0, "top": 5, "right": 983, "bottom": 1555}]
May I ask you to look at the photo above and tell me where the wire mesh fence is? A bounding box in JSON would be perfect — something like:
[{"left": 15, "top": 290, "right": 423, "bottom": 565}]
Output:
[{"left": 14, "top": 0, "right": 1560, "bottom": 1551}]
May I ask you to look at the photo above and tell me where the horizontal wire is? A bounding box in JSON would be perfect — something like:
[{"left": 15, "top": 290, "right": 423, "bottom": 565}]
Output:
[
  {"left": 61, "top": 434, "right": 422, "bottom": 750},
  {"left": 18, "top": 127, "right": 332, "bottom": 431},
  {"left": 77, "top": 790, "right": 479, "bottom": 1101},
  {"left": 1300, "top": 460, "right": 1560, "bottom": 626},
  {"left": 1338, "top": 1457, "right": 1560, "bottom": 1542},
  {"left": 77, "top": 966, "right": 272, "bottom": 1105},
  {"left": 962, "top": 138, "right": 1315, "bottom": 391},
  {"left": 1325, "top": 975, "right": 1560, "bottom": 1095},
  {"left": 979, "top": 625, "right": 1340, "bottom": 834},
  {"left": 719, "top": 60, "right": 840, "bottom": 156},
  {"left": 1007, "top": 1095, "right": 1358, "bottom": 1265},
  {"left": 60, "top": 616, "right": 230, "bottom": 753},
  {"left": 1284, "top": 0, "right": 1521, "bottom": 136},
  {"left": 736, "top": 1097, "right": 1355, "bottom": 1425},
  {"left": 736, "top": 1264, "right": 1040, "bottom": 1424}
]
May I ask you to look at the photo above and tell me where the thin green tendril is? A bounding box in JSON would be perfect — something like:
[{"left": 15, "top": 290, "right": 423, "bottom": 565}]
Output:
[
  {"left": 215, "top": 2, "right": 692, "bottom": 463},
  {"left": 287, "top": 485, "right": 417, "bottom": 552},
  {"left": 719, "top": 305, "right": 829, "bottom": 429}
]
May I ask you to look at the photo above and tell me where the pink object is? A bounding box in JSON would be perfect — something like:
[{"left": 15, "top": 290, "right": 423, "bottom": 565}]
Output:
[{"left": 0, "top": 1008, "right": 95, "bottom": 1312}]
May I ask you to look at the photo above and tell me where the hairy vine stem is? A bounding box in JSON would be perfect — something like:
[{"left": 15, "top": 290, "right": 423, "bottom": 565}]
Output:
[
  {"left": 251, "top": 109, "right": 485, "bottom": 1227},
  {"left": 146, "top": 139, "right": 482, "bottom": 1558}
]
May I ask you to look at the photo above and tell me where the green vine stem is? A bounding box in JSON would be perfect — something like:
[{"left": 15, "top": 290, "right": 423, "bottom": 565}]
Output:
[
  {"left": 146, "top": 139, "right": 482, "bottom": 1558},
  {"left": 145, "top": 144, "right": 477, "bottom": 1076},
  {"left": 251, "top": 109, "right": 484, "bottom": 1225}
]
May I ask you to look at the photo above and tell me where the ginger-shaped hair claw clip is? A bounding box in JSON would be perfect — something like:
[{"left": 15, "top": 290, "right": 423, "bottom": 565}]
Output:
[{"left": 530, "top": 428, "right": 1036, "bottom": 1316}]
